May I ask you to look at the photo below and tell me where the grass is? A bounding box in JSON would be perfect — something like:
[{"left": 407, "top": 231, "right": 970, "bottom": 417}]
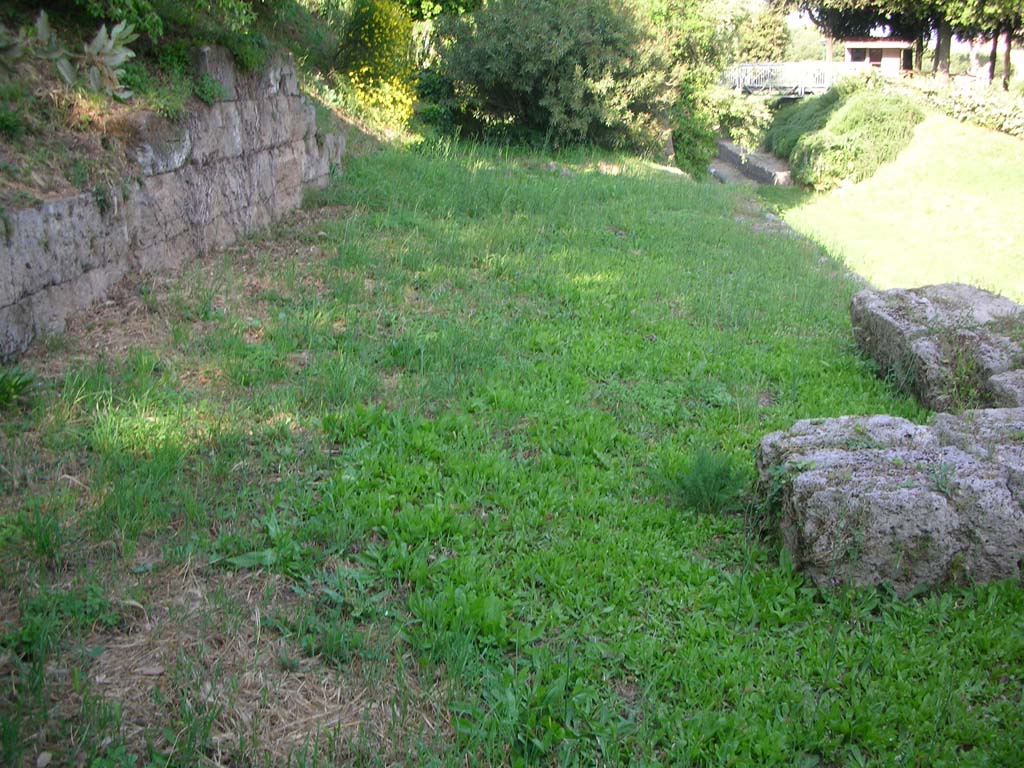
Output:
[
  {"left": 761, "top": 113, "right": 1024, "bottom": 303},
  {"left": 1, "top": 140, "right": 1022, "bottom": 765}
]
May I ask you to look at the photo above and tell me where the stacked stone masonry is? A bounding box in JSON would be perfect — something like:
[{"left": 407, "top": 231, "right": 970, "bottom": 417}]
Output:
[
  {"left": 0, "top": 46, "right": 346, "bottom": 359},
  {"left": 759, "top": 285, "right": 1024, "bottom": 595}
]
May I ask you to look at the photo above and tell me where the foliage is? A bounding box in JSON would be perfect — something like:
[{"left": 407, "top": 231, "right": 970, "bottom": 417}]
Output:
[
  {"left": 0, "top": 11, "right": 138, "bottom": 99},
  {"left": 737, "top": 5, "right": 792, "bottom": 63},
  {"left": 337, "top": 0, "right": 416, "bottom": 129},
  {"left": 0, "top": 104, "right": 25, "bottom": 138},
  {"left": 910, "top": 80, "right": 1024, "bottom": 138},
  {"left": 72, "top": 0, "right": 164, "bottom": 41},
  {"left": 789, "top": 89, "right": 924, "bottom": 189},
  {"left": 438, "top": 0, "right": 679, "bottom": 150},
  {"left": 72, "top": 0, "right": 258, "bottom": 41},
  {"left": 397, "top": 0, "right": 482, "bottom": 21},
  {"left": 702, "top": 86, "right": 775, "bottom": 153},
  {"left": 0, "top": 367, "right": 33, "bottom": 410},
  {"left": 669, "top": 96, "right": 717, "bottom": 176}
]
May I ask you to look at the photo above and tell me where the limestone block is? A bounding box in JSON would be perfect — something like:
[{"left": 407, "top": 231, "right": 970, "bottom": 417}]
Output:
[
  {"left": 989, "top": 370, "right": 1024, "bottom": 408},
  {"left": 192, "top": 46, "right": 238, "bottom": 101},
  {"left": 758, "top": 412, "right": 1024, "bottom": 595},
  {"left": 120, "top": 111, "right": 194, "bottom": 176},
  {"left": 851, "top": 284, "right": 1024, "bottom": 411}
]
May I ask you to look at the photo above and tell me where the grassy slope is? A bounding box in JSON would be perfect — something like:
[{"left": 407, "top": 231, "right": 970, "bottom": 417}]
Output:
[
  {"left": 2, "top": 143, "right": 1023, "bottom": 766},
  {"left": 767, "top": 114, "right": 1024, "bottom": 302}
]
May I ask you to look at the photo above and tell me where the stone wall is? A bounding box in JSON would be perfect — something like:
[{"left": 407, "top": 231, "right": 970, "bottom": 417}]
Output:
[{"left": 0, "top": 47, "right": 346, "bottom": 360}]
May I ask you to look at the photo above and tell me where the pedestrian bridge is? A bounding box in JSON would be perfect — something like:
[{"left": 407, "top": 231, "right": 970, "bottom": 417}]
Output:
[{"left": 723, "top": 62, "right": 864, "bottom": 97}]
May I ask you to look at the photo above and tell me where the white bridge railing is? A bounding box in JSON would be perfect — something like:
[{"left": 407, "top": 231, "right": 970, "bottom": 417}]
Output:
[{"left": 723, "top": 62, "right": 865, "bottom": 96}]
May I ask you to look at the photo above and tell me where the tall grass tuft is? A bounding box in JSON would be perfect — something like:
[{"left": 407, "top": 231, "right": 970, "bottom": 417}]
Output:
[{"left": 664, "top": 447, "right": 748, "bottom": 516}]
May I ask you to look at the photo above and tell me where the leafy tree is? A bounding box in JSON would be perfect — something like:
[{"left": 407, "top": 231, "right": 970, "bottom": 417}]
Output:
[
  {"left": 439, "top": 0, "right": 680, "bottom": 150},
  {"left": 737, "top": 5, "right": 792, "bottom": 61},
  {"left": 398, "top": 0, "right": 482, "bottom": 21}
]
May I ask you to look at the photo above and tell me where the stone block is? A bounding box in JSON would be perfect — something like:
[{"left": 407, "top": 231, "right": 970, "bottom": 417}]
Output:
[
  {"left": 192, "top": 46, "right": 238, "bottom": 101},
  {"left": 851, "top": 284, "right": 1024, "bottom": 412},
  {"left": 758, "top": 411, "right": 1024, "bottom": 595}
]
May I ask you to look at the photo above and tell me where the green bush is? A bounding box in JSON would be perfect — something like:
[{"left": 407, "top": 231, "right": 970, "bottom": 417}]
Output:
[
  {"left": 915, "top": 83, "right": 1024, "bottom": 139},
  {"left": 765, "top": 88, "right": 842, "bottom": 158},
  {"left": 790, "top": 90, "right": 923, "bottom": 189},
  {"left": 702, "top": 86, "right": 774, "bottom": 154},
  {"left": 765, "top": 75, "right": 923, "bottom": 190},
  {"left": 670, "top": 99, "right": 717, "bottom": 177},
  {"left": 438, "top": 0, "right": 678, "bottom": 150}
]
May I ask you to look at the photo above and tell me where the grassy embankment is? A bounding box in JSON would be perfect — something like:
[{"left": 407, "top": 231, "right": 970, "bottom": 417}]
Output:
[
  {"left": 2, "top": 141, "right": 1022, "bottom": 766},
  {"left": 760, "top": 113, "right": 1024, "bottom": 302}
]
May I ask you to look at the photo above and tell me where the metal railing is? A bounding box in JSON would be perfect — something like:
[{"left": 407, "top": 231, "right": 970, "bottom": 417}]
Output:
[{"left": 723, "top": 62, "right": 865, "bottom": 97}]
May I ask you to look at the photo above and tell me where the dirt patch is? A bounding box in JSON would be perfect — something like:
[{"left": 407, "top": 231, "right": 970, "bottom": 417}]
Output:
[{"left": 37, "top": 564, "right": 450, "bottom": 765}]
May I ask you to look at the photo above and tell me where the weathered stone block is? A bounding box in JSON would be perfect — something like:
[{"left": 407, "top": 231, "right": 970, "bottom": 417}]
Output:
[
  {"left": 192, "top": 46, "right": 238, "bottom": 101},
  {"left": 758, "top": 411, "right": 1024, "bottom": 596},
  {"left": 851, "top": 284, "right": 1024, "bottom": 412}
]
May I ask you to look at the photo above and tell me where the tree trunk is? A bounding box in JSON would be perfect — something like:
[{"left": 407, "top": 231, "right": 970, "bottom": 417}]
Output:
[
  {"left": 934, "top": 20, "right": 952, "bottom": 78},
  {"left": 990, "top": 30, "right": 1000, "bottom": 84},
  {"left": 825, "top": 37, "right": 834, "bottom": 62},
  {"left": 915, "top": 35, "right": 924, "bottom": 71},
  {"left": 1003, "top": 29, "right": 1013, "bottom": 90}
]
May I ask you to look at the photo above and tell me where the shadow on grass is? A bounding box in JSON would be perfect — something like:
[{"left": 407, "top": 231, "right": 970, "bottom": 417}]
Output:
[{"left": 755, "top": 184, "right": 815, "bottom": 215}]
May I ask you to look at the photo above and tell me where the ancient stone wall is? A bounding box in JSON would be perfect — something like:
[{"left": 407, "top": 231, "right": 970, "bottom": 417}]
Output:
[{"left": 0, "top": 47, "right": 346, "bottom": 360}]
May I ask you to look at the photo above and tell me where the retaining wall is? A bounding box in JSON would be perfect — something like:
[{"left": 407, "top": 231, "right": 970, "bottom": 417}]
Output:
[{"left": 0, "top": 47, "right": 346, "bottom": 359}]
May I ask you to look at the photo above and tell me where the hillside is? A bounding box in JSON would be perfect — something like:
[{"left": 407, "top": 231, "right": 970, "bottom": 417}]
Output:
[{"left": 768, "top": 113, "right": 1024, "bottom": 302}]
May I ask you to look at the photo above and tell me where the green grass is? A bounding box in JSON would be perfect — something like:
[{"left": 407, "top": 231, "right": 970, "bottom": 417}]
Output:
[
  {"left": 1, "top": 141, "right": 1022, "bottom": 765},
  {"left": 762, "top": 114, "right": 1024, "bottom": 302}
]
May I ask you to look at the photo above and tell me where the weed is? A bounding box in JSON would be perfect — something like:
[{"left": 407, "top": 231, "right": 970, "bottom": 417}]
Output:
[
  {"left": 0, "top": 104, "right": 25, "bottom": 139},
  {"left": 193, "top": 72, "right": 226, "bottom": 105},
  {"left": 662, "top": 446, "right": 748, "bottom": 516},
  {"left": 931, "top": 462, "right": 955, "bottom": 498},
  {"left": 92, "top": 183, "right": 112, "bottom": 215},
  {"left": 2, "top": 142, "right": 1019, "bottom": 766},
  {"left": 0, "top": 366, "right": 34, "bottom": 409}
]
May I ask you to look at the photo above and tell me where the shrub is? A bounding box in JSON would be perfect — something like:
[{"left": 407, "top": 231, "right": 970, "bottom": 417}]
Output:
[
  {"left": 765, "top": 88, "right": 842, "bottom": 158},
  {"left": 765, "top": 74, "right": 923, "bottom": 190},
  {"left": 438, "top": 0, "right": 678, "bottom": 151},
  {"left": 337, "top": 0, "right": 416, "bottom": 130},
  {"left": 914, "top": 83, "right": 1024, "bottom": 139},
  {"left": 339, "top": 0, "right": 414, "bottom": 86},
  {"left": 790, "top": 90, "right": 923, "bottom": 189},
  {"left": 670, "top": 99, "right": 717, "bottom": 177},
  {"left": 0, "top": 367, "right": 34, "bottom": 410},
  {"left": 702, "top": 86, "right": 774, "bottom": 154}
]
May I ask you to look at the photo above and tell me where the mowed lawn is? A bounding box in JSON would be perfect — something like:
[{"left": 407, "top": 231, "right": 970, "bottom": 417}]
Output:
[
  {"left": 1, "top": 142, "right": 1022, "bottom": 766},
  {"left": 769, "top": 114, "right": 1024, "bottom": 303}
]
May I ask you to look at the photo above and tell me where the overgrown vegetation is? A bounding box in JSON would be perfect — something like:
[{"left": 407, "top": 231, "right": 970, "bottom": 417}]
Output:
[
  {"left": 766, "top": 75, "right": 924, "bottom": 189},
  {"left": 761, "top": 112, "right": 1024, "bottom": 303},
  {"left": 434, "top": 0, "right": 678, "bottom": 151},
  {"left": 4, "top": 140, "right": 1023, "bottom": 764}
]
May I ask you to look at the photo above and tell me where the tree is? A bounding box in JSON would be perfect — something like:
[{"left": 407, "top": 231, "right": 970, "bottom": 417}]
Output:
[{"left": 737, "top": 5, "right": 792, "bottom": 61}]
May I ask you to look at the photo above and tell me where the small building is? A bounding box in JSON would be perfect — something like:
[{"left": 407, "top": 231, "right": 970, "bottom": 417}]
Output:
[{"left": 843, "top": 39, "right": 913, "bottom": 75}]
